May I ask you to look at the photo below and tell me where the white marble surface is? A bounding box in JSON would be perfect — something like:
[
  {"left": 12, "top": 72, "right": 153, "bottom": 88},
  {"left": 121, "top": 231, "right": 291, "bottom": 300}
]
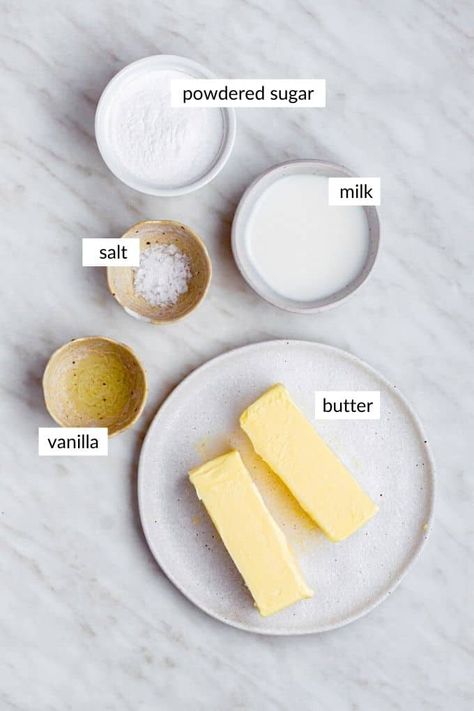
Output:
[{"left": 1, "top": 1, "right": 473, "bottom": 709}]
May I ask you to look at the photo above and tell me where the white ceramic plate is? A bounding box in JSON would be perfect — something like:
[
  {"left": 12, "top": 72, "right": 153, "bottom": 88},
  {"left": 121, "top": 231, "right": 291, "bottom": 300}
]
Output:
[{"left": 138, "top": 341, "right": 434, "bottom": 634}]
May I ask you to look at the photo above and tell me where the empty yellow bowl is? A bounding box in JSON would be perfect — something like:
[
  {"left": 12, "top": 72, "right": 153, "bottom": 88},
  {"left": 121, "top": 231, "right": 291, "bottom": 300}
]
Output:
[
  {"left": 43, "top": 336, "right": 147, "bottom": 436},
  {"left": 107, "top": 220, "right": 212, "bottom": 324}
]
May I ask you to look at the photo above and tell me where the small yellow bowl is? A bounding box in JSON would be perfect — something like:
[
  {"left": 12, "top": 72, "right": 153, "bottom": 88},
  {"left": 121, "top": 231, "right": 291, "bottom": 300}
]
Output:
[
  {"left": 107, "top": 220, "right": 212, "bottom": 324},
  {"left": 43, "top": 336, "right": 147, "bottom": 437}
]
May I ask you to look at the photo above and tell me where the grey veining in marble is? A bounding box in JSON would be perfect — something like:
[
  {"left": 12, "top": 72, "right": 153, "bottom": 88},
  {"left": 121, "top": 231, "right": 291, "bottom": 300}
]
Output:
[{"left": 1, "top": 0, "right": 473, "bottom": 709}]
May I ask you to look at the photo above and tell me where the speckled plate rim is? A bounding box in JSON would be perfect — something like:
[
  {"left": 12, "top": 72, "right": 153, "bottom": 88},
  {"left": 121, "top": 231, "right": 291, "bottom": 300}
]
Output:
[
  {"left": 231, "top": 160, "right": 380, "bottom": 313},
  {"left": 106, "top": 220, "right": 212, "bottom": 324},
  {"left": 43, "top": 335, "right": 148, "bottom": 438},
  {"left": 95, "top": 54, "right": 236, "bottom": 196},
  {"left": 138, "top": 339, "right": 435, "bottom": 635}
]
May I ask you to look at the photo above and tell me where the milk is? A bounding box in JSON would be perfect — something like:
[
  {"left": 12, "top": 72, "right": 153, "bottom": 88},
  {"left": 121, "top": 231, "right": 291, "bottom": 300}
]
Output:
[{"left": 246, "top": 174, "right": 369, "bottom": 301}]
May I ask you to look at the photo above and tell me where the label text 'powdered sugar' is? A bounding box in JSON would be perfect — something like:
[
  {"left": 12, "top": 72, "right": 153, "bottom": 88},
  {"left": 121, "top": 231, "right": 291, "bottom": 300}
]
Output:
[{"left": 171, "top": 80, "right": 326, "bottom": 108}]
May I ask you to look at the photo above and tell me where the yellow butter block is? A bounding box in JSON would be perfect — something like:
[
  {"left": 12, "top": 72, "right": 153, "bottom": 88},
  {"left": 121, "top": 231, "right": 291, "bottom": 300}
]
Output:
[
  {"left": 240, "top": 385, "right": 378, "bottom": 542},
  {"left": 189, "top": 450, "right": 313, "bottom": 616}
]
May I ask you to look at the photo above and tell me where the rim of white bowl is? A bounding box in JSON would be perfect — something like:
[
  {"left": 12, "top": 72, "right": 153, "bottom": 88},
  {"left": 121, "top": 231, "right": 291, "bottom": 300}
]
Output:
[
  {"left": 231, "top": 159, "right": 380, "bottom": 313},
  {"left": 95, "top": 55, "right": 236, "bottom": 197}
]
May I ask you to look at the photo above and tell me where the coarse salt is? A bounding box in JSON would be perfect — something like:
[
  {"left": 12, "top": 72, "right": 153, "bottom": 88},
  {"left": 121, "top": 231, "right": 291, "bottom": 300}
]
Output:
[{"left": 134, "top": 244, "right": 192, "bottom": 307}]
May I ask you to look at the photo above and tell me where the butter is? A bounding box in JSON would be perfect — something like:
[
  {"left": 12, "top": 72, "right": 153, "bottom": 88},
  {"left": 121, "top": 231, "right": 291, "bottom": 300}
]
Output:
[
  {"left": 240, "top": 385, "right": 378, "bottom": 542},
  {"left": 189, "top": 450, "right": 313, "bottom": 616}
]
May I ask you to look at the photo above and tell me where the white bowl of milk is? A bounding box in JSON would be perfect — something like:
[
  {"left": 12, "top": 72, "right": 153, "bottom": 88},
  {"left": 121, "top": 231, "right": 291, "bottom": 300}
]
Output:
[{"left": 231, "top": 160, "right": 379, "bottom": 313}]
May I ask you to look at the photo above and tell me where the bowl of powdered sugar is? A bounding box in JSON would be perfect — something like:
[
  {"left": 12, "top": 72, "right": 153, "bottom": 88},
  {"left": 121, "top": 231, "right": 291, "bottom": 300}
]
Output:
[
  {"left": 95, "top": 55, "right": 236, "bottom": 195},
  {"left": 107, "top": 220, "right": 212, "bottom": 324}
]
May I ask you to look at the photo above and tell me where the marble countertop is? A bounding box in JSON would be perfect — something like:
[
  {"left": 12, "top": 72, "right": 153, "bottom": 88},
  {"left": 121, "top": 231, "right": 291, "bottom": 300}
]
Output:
[{"left": 1, "top": 1, "right": 473, "bottom": 709}]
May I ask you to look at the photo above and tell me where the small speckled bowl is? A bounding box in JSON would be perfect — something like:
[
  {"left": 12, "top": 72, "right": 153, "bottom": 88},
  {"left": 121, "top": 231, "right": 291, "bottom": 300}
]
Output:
[
  {"left": 107, "top": 220, "right": 212, "bottom": 324},
  {"left": 43, "top": 336, "right": 147, "bottom": 437}
]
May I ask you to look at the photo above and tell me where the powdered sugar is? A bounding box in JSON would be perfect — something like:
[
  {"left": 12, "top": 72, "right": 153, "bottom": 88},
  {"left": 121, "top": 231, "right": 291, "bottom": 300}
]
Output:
[
  {"left": 109, "top": 69, "right": 224, "bottom": 187},
  {"left": 134, "top": 244, "right": 192, "bottom": 307}
]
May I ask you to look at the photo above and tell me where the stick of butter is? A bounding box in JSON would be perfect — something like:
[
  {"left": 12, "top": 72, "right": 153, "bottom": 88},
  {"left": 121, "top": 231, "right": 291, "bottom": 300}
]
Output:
[
  {"left": 240, "top": 384, "right": 378, "bottom": 542},
  {"left": 189, "top": 450, "right": 313, "bottom": 616}
]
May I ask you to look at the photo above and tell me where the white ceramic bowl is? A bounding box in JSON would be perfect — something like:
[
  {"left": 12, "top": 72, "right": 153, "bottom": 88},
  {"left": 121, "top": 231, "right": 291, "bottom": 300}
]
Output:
[
  {"left": 95, "top": 55, "right": 236, "bottom": 196},
  {"left": 231, "top": 160, "right": 380, "bottom": 313}
]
